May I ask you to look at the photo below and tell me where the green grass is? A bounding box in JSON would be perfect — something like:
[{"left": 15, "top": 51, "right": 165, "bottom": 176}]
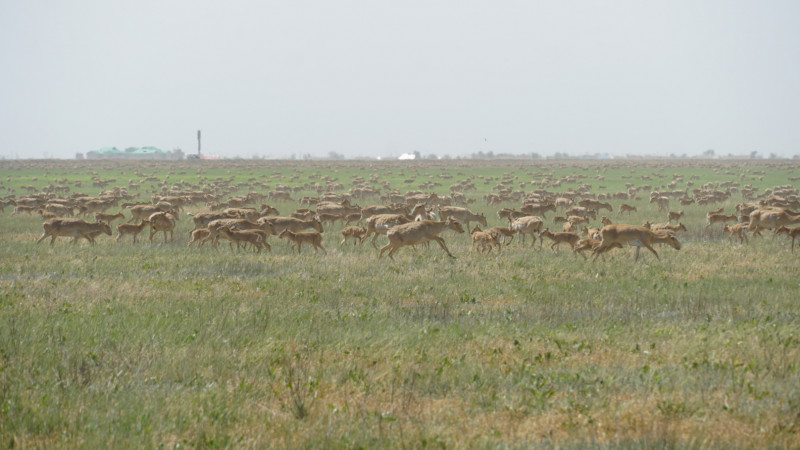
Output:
[{"left": 1, "top": 158, "right": 800, "bottom": 447}]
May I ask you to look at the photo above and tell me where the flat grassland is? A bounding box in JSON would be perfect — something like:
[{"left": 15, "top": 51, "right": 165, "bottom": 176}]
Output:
[{"left": 1, "top": 159, "right": 799, "bottom": 448}]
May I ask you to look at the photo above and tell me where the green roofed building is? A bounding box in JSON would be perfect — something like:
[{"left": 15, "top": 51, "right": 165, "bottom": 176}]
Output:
[{"left": 85, "top": 146, "right": 183, "bottom": 159}]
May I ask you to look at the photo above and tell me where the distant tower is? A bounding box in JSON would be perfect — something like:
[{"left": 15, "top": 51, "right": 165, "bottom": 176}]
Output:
[{"left": 197, "top": 130, "right": 202, "bottom": 157}]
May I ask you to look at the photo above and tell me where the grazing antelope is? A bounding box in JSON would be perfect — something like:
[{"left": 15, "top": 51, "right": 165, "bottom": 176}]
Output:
[
  {"left": 539, "top": 228, "right": 581, "bottom": 252},
  {"left": 116, "top": 220, "right": 150, "bottom": 243},
  {"left": 340, "top": 226, "right": 367, "bottom": 246},
  {"left": 776, "top": 226, "right": 800, "bottom": 252},
  {"left": 601, "top": 216, "right": 613, "bottom": 226},
  {"left": 561, "top": 221, "right": 576, "bottom": 232},
  {"left": 278, "top": 230, "right": 327, "bottom": 254},
  {"left": 722, "top": 223, "right": 749, "bottom": 245},
  {"left": 36, "top": 218, "right": 112, "bottom": 245},
  {"left": 618, "top": 204, "right": 637, "bottom": 215},
  {"left": 379, "top": 218, "right": 464, "bottom": 260}
]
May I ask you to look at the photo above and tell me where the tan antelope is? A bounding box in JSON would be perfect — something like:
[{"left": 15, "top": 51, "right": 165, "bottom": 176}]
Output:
[
  {"left": 592, "top": 225, "right": 676, "bottom": 260},
  {"left": 128, "top": 204, "right": 169, "bottom": 223},
  {"left": 94, "top": 211, "right": 125, "bottom": 225},
  {"left": 667, "top": 210, "right": 684, "bottom": 222},
  {"left": 521, "top": 202, "right": 556, "bottom": 219},
  {"left": 362, "top": 214, "right": 412, "bottom": 248},
  {"left": 379, "top": 218, "right": 464, "bottom": 260},
  {"left": 776, "top": 225, "right": 800, "bottom": 251},
  {"left": 187, "top": 228, "right": 211, "bottom": 248},
  {"left": 565, "top": 206, "right": 596, "bottom": 220},
  {"left": 651, "top": 222, "right": 687, "bottom": 234},
  {"left": 116, "top": 220, "right": 150, "bottom": 243},
  {"left": 470, "top": 226, "right": 501, "bottom": 254},
  {"left": 539, "top": 228, "right": 581, "bottom": 252},
  {"left": 340, "top": 226, "right": 367, "bottom": 246},
  {"left": 148, "top": 211, "right": 177, "bottom": 243},
  {"left": 748, "top": 209, "right": 800, "bottom": 234},
  {"left": 510, "top": 216, "right": 544, "bottom": 248},
  {"left": 259, "top": 216, "right": 323, "bottom": 235},
  {"left": 723, "top": 223, "right": 749, "bottom": 245},
  {"left": 498, "top": 208, "right": 531, "bottom": 223},
  {"left": 36, "top": 218, "right": 112, "bottom": 245},
  {"left": 438, "top": 206, "right": 487, "bottom": 230},
  {"left": 650, "top": 196, "right": 669, "bottom": 211},
  {"left": 706, "top": 213, "right": 738, "bottom": 228},
  {"left": 480, "top": 226, "right": 515, "bottom": 245},
  {"left": 206, "top": 218, "right": 272, "bottom": 248},
  {"left": 618, "top": 204, "right": 637, "bottom": 215},
  {"left": 218, "top": 227, "right": 270, "bottom": 253},
  {"left": 623, "top": 232, "right": 682, "bottom": 261},
  {"left": 278, "top": 230, "right": 327, "bottom": 254}
]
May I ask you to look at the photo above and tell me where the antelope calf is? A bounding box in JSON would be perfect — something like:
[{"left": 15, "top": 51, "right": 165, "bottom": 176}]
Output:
[
  {"left": 218, "top": 227, "right": 270, "bottom": 253},
  {"left": 776, "top": 226, "right": 800, "bottom": 252},
  {"left": 95, "top": 211, "right": 125, "bottom": 225},
  {"left": 279, "top": 230, "right": 327, "bottom": 254},
  {"left": 340, "top": 226, "right": 367, "bottom": 246},
  {"left": 706, "top": 213, "right": 738, "bottom": 228},
  {"left": 618, "top": 204, "right": 637, "bottom": 215},
  {"left": 470, "top": 226, "right": 501, "bottom": 254},
  {"left": 188, "top": 228, "right": 211, "bottom": 248},
  {"left": 539, "top": 228, "right": 581, "bottom": 252},
  {"left": 668, "top": 210, "right": 684, "bottom": 222},
  {"left": 116, "top": 220, "right": 150, "bottom": 243},
  {"left": 723, "top": 223, "right": 749, "bottom": 245}
]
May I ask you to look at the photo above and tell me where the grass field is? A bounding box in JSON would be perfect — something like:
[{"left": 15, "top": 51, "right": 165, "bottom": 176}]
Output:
[{"left": 1, "top": 158, "right": 799, "bottom": 448}]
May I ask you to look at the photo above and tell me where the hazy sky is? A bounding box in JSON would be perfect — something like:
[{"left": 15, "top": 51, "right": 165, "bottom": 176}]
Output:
[{"left": 2, "top": 1, "right": 799, "bottom": 159}]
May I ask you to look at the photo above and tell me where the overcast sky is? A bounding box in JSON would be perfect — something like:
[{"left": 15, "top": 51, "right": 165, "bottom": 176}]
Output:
[{"left": 1, "top": 1, "right": 799, "bottom": 159}]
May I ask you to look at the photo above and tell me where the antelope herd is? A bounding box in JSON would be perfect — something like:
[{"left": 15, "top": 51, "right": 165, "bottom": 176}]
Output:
[{"left": 4, "top": 161, "right": 800, "bottom": 262}]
